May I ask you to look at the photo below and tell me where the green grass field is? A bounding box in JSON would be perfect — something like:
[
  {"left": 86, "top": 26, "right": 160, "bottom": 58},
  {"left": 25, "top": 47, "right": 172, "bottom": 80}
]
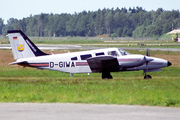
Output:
[
  {"left": 0, "top": 47, "right": 180, "bottom": 107},
  {"left": 0, "top": 61, "right": 180, "bottom": 107}
]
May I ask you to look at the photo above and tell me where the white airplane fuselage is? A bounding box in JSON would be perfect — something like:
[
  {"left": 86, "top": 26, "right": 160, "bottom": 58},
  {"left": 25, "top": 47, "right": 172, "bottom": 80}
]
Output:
[{"left": 17, "top": 48, "right": 169, "bottom": 73}]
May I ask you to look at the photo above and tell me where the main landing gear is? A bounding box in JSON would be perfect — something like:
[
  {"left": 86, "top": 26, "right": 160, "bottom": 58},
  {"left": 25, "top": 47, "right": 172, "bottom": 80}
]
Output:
[{"left": 102, "top": 70, "right": 113, "bottom": 79}]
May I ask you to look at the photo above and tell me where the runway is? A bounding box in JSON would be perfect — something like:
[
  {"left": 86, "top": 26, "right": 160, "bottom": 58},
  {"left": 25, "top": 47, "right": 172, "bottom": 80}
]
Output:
[
  {"left": 1, "top": 44, "right": 180, "bottom": 51},
  {"left": 0, "top": 103, "right": 180, "bottom": 120},
  {"left": 0, "top": 44, "right": 100, "bottom": 50}
]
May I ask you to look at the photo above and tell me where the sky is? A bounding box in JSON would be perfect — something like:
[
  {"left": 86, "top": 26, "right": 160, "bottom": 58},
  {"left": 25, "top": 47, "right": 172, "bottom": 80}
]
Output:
[{"left": 0, "top": 0, "right": 179, "bottom": 24}]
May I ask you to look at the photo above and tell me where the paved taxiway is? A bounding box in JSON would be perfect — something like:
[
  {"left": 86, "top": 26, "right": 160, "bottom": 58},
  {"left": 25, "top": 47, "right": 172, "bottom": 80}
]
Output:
[
  {"left": 1, "top": 44, "right": 180, "bottom": 51},
  {"left": 0, "top": 103, "right": 180, "bottom": 120},
  {"left": 0, "top": 44, "right": 98, "bottom": 50}
]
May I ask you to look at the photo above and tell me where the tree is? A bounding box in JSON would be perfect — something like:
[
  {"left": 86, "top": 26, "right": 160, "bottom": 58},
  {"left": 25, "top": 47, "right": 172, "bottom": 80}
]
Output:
[
  {"left": 105, "top": 11, "right": 113, "bottom": 34},
  {"left": 111, "top": 33, "right": 117, "bottom": 40},
  {"left": 1, "top": 7, "right": 180, "bottom": 37},
  {"left": 172, "top": 33, "right": 178, "bottom": 42},
  {"left": 0, "top": 18, "right": 5, "bottom": 35},
  {"left": 132, "top": 25, "right": 146, "bottom": 37}
]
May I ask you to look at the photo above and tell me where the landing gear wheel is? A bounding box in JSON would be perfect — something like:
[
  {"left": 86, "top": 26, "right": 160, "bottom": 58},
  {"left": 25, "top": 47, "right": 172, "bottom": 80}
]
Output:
[
  {"left": 144, "top": 75, "right": 152, "bottom": 79},
  {"left": 102, "top": 71, "right": 113, "bottom": 79}
]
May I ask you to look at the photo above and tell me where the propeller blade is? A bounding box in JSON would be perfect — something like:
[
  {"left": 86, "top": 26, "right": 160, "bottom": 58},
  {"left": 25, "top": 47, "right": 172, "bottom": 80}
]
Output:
[
  {"left": 146, "top": 61, "right": 148, "bottom": 72},
  {"left": 146, "top": 48, "right": 150, "bottom": 56},
  {"left": 144, "top": 56, "right": 154, "bottom": 73}
]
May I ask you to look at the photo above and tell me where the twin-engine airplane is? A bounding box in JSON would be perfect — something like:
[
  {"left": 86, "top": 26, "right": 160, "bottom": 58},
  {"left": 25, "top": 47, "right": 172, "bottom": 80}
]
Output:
[{"left": 7, "top": 30, "right": 172, "bottom": 79}]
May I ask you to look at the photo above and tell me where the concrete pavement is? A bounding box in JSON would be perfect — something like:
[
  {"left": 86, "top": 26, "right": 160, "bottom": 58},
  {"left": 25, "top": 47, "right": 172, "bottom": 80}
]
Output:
[{"left": 0, "top": 103, "right": 179, "bottom": 120}]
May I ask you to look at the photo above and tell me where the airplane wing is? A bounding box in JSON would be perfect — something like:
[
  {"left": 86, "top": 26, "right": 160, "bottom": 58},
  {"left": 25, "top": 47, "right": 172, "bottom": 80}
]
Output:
[{"left": 86, "top": 56, "right": 120, "bottom": 73}]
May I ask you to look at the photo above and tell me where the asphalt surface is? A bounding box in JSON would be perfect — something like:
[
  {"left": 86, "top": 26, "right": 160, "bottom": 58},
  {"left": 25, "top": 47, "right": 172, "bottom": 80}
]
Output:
[
  {"left": 0, "top": 44, "right": 99, "bottom": 50},
  {"left": 1, "top": 44, "right": 180, "bottom": 51},
  {"left": 0, "top": 103, "right": 180, "bottom": 120}
]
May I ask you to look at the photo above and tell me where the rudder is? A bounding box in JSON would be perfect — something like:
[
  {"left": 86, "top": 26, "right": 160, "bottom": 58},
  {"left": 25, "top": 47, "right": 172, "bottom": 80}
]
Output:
[{"left": 7, "top": 30, "right": 48, "bottom": 60}]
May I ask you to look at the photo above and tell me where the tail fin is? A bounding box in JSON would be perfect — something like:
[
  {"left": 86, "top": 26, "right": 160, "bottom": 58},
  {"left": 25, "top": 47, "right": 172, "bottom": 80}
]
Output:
[{"left": 7, "top": 30, "right": 48, "bottom": 60}]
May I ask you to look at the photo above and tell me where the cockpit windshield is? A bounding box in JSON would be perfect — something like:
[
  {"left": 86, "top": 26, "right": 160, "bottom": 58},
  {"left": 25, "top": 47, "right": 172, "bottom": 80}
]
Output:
[{"left": 118, "top": 49, "right": 131, "bottom": 56}]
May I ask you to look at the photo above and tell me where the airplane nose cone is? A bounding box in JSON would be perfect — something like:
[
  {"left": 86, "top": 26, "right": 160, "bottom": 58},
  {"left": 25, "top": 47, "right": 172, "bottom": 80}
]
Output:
[{"left": 167, "top": 61, "right": 172, "bottom": 66}]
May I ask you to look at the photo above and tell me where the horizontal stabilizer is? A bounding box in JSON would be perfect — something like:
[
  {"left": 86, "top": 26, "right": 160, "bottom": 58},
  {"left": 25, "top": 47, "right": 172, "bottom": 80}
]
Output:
[{"left": 9, "top": 61, "right": 28, "bottom": 65}]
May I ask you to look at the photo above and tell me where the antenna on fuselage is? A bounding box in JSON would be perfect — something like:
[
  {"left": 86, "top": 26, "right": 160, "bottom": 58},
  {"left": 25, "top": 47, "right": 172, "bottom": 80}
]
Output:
[
  {"left": 67, "top": 50, "right": 70, "bottom": 53},
  {"left": 146, "top": 48, "right": 150, "bottom": 56},
  {"left": 51, "top": 50, "right": 54, "bottom": 55}
]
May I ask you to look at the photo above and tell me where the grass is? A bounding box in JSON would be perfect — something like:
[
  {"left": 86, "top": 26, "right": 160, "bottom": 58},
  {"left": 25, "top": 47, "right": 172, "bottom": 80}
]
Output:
[
  {"left": 0, "top": 49, "right": 180, "bottom": 107},
  {"left": 0, "top": 68, "right": 180, "bottom": 107}
]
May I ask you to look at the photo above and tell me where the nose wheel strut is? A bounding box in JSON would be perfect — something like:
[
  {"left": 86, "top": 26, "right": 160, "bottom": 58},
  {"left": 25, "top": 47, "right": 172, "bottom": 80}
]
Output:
[{"left": 144, "top": 73, "right": 152, "bottom": 79}]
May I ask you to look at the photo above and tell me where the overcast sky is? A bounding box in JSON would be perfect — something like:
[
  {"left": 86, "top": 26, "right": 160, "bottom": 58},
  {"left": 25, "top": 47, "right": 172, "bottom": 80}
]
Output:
[{"left": 1, "top": 0, "right": 179, "bottom": 24}]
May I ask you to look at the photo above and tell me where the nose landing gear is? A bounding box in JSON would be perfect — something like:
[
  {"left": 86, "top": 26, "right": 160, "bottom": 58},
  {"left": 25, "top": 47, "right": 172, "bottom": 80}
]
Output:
[{"left": 144, "top": 74, "right": 152, "bottom": 79}]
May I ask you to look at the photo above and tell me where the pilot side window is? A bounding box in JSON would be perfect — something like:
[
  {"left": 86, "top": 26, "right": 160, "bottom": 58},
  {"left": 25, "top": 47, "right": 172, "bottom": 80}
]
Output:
[
  {"left": 118, "top": 49, "right": 130, "bottom": 56},
  {"left": 108, "top": 51, "right": 119, "bottom": 57},
  {"left": 80, "top": 54, "right": 92, "bottom": 60}
]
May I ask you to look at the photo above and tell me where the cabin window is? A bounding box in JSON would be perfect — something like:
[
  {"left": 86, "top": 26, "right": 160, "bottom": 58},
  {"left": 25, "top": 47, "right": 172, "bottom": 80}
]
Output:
[
  {"left": 108, "top": 51, "right": 119, "bottom": 57},
  {"left": 96, "top": 52, "right": 104, "bottom": 56},
  {"left": 71, "top": 57, "right": 78, "bottom": 60},
  {"left": 80, "top": 54, "right": 92, "bottom": 60}
]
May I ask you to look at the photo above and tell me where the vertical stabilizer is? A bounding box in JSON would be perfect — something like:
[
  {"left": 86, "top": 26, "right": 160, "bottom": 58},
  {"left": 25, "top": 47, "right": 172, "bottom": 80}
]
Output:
[{"left": 7, "top": 30, "right": 48, "bottom": 60}]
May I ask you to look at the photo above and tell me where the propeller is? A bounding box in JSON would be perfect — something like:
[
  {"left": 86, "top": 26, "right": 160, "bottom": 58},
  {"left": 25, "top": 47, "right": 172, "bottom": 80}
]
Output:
[
  {"left": 144, "top": 48, "right": 154, "bottom": 79},
  {"left": 146, "top": 48, "right": 150, "bottom": 56},
  {"left": 145, "top": 48, "right": 153, "bottom": 73},
  {"left": 145, "top": 60, "right": 149, "bottom": 73},
  {"left": 146, "top": 48, "right": 149, "bottom": 72}
]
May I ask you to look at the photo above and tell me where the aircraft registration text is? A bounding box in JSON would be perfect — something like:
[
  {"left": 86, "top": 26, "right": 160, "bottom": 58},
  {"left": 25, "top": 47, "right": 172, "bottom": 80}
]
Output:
[{"left": 50, "top": 62, "right": 75, "bottom": 68}]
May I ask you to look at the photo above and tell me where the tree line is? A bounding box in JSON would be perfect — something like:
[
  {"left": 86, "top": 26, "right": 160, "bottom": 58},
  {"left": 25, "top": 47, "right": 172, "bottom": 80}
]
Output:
[{"left": 0, "top": 7, "right": 180, "bottom": 37}]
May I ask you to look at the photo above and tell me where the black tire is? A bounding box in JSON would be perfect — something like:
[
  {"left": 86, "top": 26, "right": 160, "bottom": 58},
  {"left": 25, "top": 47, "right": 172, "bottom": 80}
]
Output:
[{"left": 144, "top": 75, "right": 152, "bottom": 79}]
